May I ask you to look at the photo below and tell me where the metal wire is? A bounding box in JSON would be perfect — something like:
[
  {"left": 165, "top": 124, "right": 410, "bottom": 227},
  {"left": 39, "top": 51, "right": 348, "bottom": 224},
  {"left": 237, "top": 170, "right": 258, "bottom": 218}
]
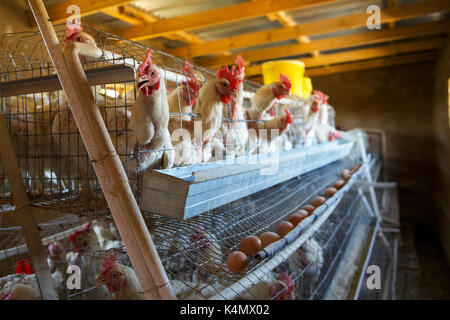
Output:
[{"left": 0, "top": 25, "right": 355, "bottom": 300}]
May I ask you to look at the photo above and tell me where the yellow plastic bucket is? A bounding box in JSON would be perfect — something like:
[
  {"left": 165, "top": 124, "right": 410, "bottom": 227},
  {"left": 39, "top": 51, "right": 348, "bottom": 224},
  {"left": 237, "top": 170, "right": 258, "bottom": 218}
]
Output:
[
  {"left": 261, "top": 60, "right": 305, "bottom": 96},
  {"left": 302, "top": 77, "right": 313, "bottom": 98}
]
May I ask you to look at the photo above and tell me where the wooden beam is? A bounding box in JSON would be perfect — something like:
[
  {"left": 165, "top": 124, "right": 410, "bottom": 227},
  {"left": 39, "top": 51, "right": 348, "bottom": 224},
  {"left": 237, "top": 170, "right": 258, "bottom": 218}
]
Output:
[
  {"left": 103, "top": 6, "right": 143, "bottom": 25},
  {"left": 196, "top": 19, "right": 450, "bottom": 68},
  {"left": 245, "top": 38, "right": 445, "bottom": 76},
  {"left": 306, "top": 51, "right": 438, "bottom": 77},
  {"left": 0, "top": 114, "right": 58, "bottom": 300},
  {"left": 269, "top": 10, "right": 311, "bottom": 44},
  {"left": 168, "top": 0, "right": 450, "bottom": 58},
  {"left": 46, "top": 0, "right": 134, "bottom": 24},
  {"left": 103, "top": 5, "right": 206, "bottom": 45},
  {"left": 115, "top": 0, "right": 337, "bottom": 41}
]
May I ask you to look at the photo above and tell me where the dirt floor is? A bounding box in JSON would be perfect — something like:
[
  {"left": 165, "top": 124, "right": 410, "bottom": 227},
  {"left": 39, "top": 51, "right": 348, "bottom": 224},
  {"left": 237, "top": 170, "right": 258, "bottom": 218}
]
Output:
[{"left": 396, "top": 220, "right": 450, "bottom": 299}]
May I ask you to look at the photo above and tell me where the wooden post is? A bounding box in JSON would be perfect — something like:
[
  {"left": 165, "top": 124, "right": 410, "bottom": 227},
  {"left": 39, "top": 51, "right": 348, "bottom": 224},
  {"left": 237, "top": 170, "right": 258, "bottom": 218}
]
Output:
[
  {"left": 27, "top": 0, "right": 175, "bottom": 300},
  {"left": 0, "top": 114, "right": 58, "bottom": 300}
]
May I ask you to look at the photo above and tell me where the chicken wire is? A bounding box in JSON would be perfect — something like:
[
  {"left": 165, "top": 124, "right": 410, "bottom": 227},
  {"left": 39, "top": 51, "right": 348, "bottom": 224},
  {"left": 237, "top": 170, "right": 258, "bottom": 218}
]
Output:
[
  {"left": 0, "top": 25, "right": 356, "bottom": 300},
  {"left": 0, "top": 153, "right": 374, "bottom": 300},
  {"left": 305, "top": 190, "right": 378, "bottom": 300},
  {"left": 357, "top": 230, "right": 398, "bottom": 300},
  {"left": 0, "top": 25, "right": 312, "bottom": 221},
  {"left": 0, "top": 217, "right": 123, "bottom": 300},
  {"left": 0, "top": 214, "right": 88, "bottom": 277}
]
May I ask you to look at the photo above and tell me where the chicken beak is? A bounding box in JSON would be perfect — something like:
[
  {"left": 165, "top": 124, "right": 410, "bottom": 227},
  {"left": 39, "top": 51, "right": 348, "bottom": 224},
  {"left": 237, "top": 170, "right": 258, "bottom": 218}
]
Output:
[
  {"left": 138, "top": 77, "right": 149, "bottom": 89},
  {"left": 96, "top": 274, "right": 106, "bottom": 287}
]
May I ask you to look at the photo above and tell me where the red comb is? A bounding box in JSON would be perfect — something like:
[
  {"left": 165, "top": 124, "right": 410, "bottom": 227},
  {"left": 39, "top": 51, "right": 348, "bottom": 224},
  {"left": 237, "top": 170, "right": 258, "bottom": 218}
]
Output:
[
  {"left": 15, "top": 259, "right": 34, "bottom": 275},
  {"left": 235, "top": 55, "right": 245, "bottom": 80},
  {"left": 217, "top": 65, "right": 240, "bottom": 90},
  {"left": 138, "top": 49, "right": 153, "bottom": 77},
  {"left": 182, "top": 61, "right": 201, "bottom": 93},
  {"left": 278, "top": 271, "right": 295, "bottom": 292},
  {"left": 2, "top": 293, "right": 15, "bottom": 300},
  {"left": 79, "top": 221, "right": 92, "bottom": 233},
  {"left": 284, "top": 109, "right": 293, "bottom": 125},
  {"left": 67, "top": 222, "right": 92, "bottom": 253},
  {"left": 280, "top": 74, "right": 292, "bottom": 92},
  {"left": 65, "top": 19, "right": 83, "bottom": 42},
  {"left": 269, "top": 107, "right": 275, "bottom": 117},
  {"left": 313, "top": 90, "right": 329, "bottom": 105},
  {"left": 100, "top": 252, "right": 119, "bottom": 275}
]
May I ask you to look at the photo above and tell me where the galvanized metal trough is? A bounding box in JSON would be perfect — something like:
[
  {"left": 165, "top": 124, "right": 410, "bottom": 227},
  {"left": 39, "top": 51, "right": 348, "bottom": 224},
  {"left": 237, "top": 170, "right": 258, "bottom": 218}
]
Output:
[{"left": 140, "top": 140, "right": 354, "bottom": 220}]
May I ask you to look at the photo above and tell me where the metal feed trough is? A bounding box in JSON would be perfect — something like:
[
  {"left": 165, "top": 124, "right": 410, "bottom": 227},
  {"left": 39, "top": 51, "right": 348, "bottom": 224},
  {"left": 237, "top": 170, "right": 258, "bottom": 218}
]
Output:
[{"left": 141, "top": 140, "right": 354, "bottom": 219}]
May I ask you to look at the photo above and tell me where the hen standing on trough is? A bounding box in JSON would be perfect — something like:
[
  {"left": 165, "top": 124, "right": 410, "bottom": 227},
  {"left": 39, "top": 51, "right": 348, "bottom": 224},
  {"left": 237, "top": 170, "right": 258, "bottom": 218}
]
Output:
[{"left": 129, "top": 49, "right": 175, "bottom": 171}]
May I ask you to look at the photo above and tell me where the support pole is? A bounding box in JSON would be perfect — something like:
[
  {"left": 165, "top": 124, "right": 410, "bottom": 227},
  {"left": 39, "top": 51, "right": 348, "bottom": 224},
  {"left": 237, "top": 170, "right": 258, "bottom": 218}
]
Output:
[
  {"left": 28, "top": 0, "right": 175, "bottom": 300},
  {"left": 0, "top": 114, "right": 58, "bottom": 300},
  {"left": 357, "top": 132, "right": 381, "bottom": 220}
]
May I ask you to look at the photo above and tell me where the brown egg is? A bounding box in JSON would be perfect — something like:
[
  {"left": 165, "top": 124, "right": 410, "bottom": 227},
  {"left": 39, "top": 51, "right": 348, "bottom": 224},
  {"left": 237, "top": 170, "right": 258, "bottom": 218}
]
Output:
[
  {"left": 333, "top": 179, "right": 346, "bottom": 190},
  {"left": 301, "top": 205, "right": 316, "bottom": 215},
  {"left": 325, "top": 187, "right": 337, "bottom": 198},
  {"left": 312, "top": 196, "right": 326, "bottom": 208},
  {"left": 276, "top": 221, "right": 294, "bottom": 237},
  {"left": 226, "top": 251, "right": 248, "bottom": 273},
  {"left": 259, "top": 232, "right": 281, "bottom": 248},
  {"left": 351, "top": 163, "right": 362, "bottom": 174},
  {"left": 239, "top": 236, "right": 262, "bottom": 256},
  {"left": 288, "top": 210, "right": 309, "bottom": 226},
  {"left": 341, "top": 169, "right": 350, "bottom": 179}
]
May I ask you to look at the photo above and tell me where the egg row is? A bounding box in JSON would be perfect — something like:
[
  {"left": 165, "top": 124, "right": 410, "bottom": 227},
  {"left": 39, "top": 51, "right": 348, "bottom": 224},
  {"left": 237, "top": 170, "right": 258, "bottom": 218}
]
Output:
[{"left": 226, "top": 162, "right": 362, "bottom": 274}]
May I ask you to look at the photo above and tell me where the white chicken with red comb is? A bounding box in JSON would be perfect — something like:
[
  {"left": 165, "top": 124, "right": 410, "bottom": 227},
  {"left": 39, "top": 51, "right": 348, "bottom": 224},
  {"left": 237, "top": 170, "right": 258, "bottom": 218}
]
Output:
[
  {"left": 237, "top": 271, "right": 295, "bottom": 300},
  {"left": 246, "top": 74, "right": 294, "bottom": 154},
  {"left": 96, "top": 252, "right": 144, "bottom": 300},
  {"left": 302, "top": 90, "right": 341, "bottom": 146},
  {"left": 170, "top": 62, "right": 241, "bottom": 164},
  {"left": 210, "top": 55, "right": 248, "bottom": 160},
  {"left": 168, "top": 61, "right": 200, "bottom": 121},
  {"left": 64, "top": 222, "right": 110, "bottom": 299},
  {"left": 129, "top": 49, "right": 175, "bottom": 171},
  {"left": 62, "top": 19, "right": 97, "bottom": 52}
]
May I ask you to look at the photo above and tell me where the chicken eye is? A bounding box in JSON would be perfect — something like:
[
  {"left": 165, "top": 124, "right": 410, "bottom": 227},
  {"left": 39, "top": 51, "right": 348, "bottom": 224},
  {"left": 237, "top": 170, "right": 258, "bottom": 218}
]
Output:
[{"left": 151, "top": 71, "right": 155, "bottom": 77}]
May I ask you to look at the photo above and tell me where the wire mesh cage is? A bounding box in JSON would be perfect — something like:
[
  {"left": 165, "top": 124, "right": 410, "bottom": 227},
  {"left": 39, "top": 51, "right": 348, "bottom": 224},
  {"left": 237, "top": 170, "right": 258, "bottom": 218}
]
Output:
[
  {"left": 0, "top": 24, "right": 327, "bottom": 220},
  {"left": 0, "top": 23, "right": 374, "bottom": 300},
  {"left": 357, "top": 230, "right": 398, "bottom": 300}
]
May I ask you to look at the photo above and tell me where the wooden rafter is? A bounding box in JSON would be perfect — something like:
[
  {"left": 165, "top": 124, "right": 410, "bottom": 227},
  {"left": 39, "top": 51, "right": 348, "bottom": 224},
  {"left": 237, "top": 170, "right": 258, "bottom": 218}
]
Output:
[
  {"left": 44, "top": 0, "right": 134, "bottom": 24},
  {"left": 196, "top": 20, "right": 450, "bottom": 68},
  {"left": 115, "top": 0, "right": 337, "bottom": 41},
  {"left": 167, "top": 0, "right": 450, "bottom": 58},
  {"left": 306, "top": 51, "right": 438, "bottom": 77},
  {"left": 103, "top": 4, "right": 206, "bottom": 45},
  {"left": 266, "top": 10, "right": 313, "bottom": 46},
  {"left": 245, "top": 38, "right": 445, "bottom": 76}
]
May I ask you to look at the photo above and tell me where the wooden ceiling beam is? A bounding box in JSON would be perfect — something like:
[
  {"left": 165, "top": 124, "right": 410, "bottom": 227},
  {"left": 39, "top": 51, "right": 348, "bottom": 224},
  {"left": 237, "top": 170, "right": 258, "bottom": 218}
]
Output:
[
  {"left": 245, "top": 38, "right": 445, "bottom": 76},
  {"left": 44, "top": 0, "right": 134, "bottom": 24},
  {"left": 103, "top": 5, "right": 230, "bottom": 55},
  {"left": 102, "top": 4, "right": 205, "bottom": 45},
  {"left": 306, "top": 51, "right": 438, "bottom": 77},
  {"left": 115, "top": 0, "right": 337, "bottom": 41},
  {"left": 168, "top": 0, "right": 450, "bottom": 58},
  {"left": 196, "top": 19, "right": 450, "bottom": 68}
]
